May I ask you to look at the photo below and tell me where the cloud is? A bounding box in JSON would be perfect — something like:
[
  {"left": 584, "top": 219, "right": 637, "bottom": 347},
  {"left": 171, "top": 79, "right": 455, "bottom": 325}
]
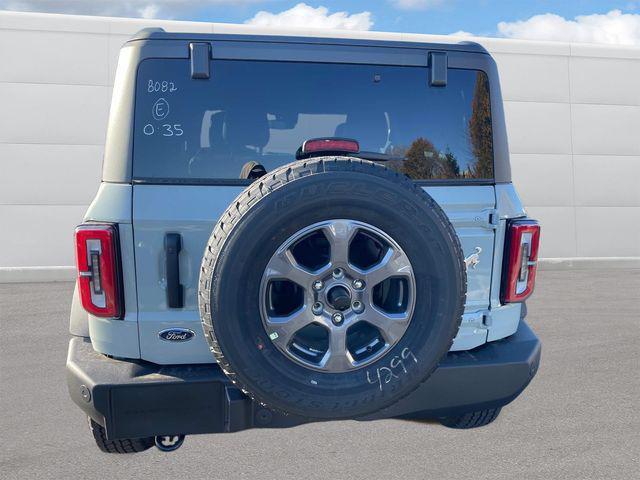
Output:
[
  {"left": 497, "top": 9, "right": 640, "bottom": 46},
  {"left": 449, "top": 30, "right": 474, "bottom": 38},
  {"left": 390, "top": 0, "right": 444, "bottom": 10},
  {"left": 0, "top": 0, "right": 265, "bottom": 19},
  {"left": 245, "top": 3, "right": 373, "bottom": 30}
]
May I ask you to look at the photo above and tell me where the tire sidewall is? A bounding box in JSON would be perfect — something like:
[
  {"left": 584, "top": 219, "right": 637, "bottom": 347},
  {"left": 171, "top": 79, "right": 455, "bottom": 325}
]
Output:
[{"left": 204, "top": 166, "right": 465, "bottom": 419}]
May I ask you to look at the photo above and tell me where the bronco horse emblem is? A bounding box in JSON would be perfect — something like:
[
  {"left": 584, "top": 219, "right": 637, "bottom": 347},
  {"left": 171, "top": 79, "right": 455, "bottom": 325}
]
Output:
[{"left": 464, "top": 247, "right": 482, "bottom": 270}]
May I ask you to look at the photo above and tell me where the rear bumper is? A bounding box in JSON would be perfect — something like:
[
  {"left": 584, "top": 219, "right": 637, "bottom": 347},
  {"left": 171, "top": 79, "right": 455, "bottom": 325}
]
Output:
[{"left": 67, "top": 320, "right": 541, "bottom": 440}]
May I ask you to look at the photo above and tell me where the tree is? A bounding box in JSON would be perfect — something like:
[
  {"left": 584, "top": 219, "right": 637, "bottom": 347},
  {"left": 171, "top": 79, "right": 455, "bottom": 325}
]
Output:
[
  {"left": 401, "top": 137, "right": 439, "bottom": 179},
  {"left": 386, "top": 139, "right": 461, "bottom": 180},
  {"left": 441, "top": 148, "right": 460, "bottom": 179},
  {"left": 468, "top": 72, "right": 494, "bottom": 179}
]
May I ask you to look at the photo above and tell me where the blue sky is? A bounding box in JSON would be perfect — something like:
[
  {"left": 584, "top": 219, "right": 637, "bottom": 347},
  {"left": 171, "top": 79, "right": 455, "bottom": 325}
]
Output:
[
  {"left": 193, "top": 1, "right": 636, "bottom": 36},
  {"left": 2, "top": 1, "right": 639, "bottom": 44}
]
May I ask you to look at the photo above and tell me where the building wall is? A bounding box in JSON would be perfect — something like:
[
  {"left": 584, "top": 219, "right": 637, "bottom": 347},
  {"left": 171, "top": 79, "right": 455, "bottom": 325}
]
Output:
[{"left": 1, "top": 11, "right": 639, "bottom": 279}]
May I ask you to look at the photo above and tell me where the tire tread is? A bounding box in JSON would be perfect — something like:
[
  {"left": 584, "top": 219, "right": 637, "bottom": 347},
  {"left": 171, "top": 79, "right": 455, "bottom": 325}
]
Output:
[
  {"left": 439, "top": 407, "right": 502, "bottom": 429},
  {"left": 89, "top": 418, "right": 154, "bottom": 454},
  {"left": 199, "top": 157, "right": 467, "bottom": 416}
]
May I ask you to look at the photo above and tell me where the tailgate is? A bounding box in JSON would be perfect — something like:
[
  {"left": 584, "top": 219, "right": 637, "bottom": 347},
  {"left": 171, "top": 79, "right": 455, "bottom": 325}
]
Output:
[{"left": 132, "top": 184, "right": 495, "bottom": 364}]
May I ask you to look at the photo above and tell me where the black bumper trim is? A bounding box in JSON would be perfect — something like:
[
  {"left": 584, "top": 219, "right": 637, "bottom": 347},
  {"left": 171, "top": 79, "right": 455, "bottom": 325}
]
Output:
[{"left": 67, "top": 321, "right": 541, "bottom": 440}]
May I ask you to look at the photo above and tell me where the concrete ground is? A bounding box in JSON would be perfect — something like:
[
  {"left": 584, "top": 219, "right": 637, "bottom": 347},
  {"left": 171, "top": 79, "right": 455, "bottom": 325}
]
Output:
[{"left": 1, "top": 268, "right": 638, "bottom": 480}]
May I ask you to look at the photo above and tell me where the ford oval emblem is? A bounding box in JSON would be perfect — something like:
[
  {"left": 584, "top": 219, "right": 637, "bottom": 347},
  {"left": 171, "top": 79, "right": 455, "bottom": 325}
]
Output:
[{"left": 159, "top": 328, "right": 195, "bottom": 342}]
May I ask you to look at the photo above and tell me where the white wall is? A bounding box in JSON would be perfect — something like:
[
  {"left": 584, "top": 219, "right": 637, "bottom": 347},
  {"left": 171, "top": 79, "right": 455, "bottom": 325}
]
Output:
[
  {"left": 1, "top": 11, "right": 639, "bottom": 280},
  {"left": 488, "top": 41, "right": 640, "bottom": 261}
]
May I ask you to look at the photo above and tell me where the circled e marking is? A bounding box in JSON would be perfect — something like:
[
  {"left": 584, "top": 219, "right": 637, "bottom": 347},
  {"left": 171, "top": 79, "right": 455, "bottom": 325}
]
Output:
[{"left": 152, "top": 98, "right": 170, "bottom": 121}]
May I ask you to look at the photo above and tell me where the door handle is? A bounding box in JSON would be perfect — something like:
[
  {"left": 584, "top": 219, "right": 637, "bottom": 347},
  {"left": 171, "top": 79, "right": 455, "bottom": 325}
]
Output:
[{"left": 164, "top": 233, "right": 184, "bottom": 308}]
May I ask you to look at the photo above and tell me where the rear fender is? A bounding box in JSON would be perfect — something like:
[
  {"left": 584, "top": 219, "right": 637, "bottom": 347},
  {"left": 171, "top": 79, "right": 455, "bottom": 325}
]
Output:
[
  {"left": 69, "top": 283, "right": 89, "bottom": 337},
  {"left": 80, "top": 183, "right": 140, "bottom": 359}
]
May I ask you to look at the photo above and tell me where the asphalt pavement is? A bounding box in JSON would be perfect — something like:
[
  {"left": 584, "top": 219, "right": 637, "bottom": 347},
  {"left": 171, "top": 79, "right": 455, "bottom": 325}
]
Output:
[{"left": 1, "top": 268, "right": 638, "bottom": 480}]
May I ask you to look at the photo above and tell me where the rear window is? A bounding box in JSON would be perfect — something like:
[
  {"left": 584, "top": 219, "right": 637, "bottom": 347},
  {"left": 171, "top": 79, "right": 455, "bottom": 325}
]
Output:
[{"left": 133, "top": 59, "right": 494, "bottom": 182}]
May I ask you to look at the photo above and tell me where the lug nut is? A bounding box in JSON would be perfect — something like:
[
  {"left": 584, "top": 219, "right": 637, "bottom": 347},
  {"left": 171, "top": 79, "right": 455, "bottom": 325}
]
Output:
[
  {"left": 312, "top": 302, "right": 324, "bottom": 315},
  {"left": 352, "top": 279, "right": 365, "bottom": 290},
  {"left": 332, "top": 312, "right": 344, "bottom": 325},
  {"left": 352, "top": 301, "right": 364, "bottom": 314},
  {"left": 312, "top": 280, "right": 324, "bottom": 291},
  {"left": 332, "top": 268, "right": 344, "bottom": 279}
]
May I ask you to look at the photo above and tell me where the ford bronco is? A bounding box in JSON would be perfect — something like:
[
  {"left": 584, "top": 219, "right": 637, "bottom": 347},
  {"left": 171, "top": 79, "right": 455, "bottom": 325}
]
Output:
[{"left": 67, "top": 28, "right": 541, "bottom": 453}]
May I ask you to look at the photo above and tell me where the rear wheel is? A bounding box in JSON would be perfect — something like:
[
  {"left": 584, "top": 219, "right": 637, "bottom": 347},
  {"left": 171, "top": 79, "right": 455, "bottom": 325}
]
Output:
[
  {"left": 89, "top": 418, "right": 154, "bottom": 454},
  {"left": 439, "top": 407, "right": 502, "bottom": 429}
]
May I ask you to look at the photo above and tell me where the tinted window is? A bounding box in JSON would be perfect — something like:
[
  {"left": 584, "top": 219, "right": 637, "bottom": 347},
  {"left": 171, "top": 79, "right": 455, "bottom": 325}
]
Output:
[{"left": 133, "top": 59, "right": 493, "bottom": 181}]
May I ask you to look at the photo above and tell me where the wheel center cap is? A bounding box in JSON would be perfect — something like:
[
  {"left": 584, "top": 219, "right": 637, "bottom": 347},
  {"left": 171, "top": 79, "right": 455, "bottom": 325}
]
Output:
[{"left": 326, "top": 285, "right": 351, "bottom": 311}]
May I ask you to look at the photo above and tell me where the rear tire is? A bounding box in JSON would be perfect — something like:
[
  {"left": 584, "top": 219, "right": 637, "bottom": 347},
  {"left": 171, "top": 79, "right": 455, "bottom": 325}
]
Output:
[
  {"left": 439, "top": 407, "right": 502, "bottom": 429},
  {"left": 89, "top": 418, "right": 154, "bottom": 454}
]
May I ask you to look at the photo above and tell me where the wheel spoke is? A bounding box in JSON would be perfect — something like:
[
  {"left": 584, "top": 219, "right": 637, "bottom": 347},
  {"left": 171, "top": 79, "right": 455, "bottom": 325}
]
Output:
[
  {"left": 260, "top": 219, "right": 416, "bottom": 373},
  {"left": 363, "top": 304, "right": 410, "bottom": 344},
  {"left": 265, "top": 306, "right": 315, "bottom": 350},
  {"left": 322, "top": 220, "right": 358, "bottom": 267},
  {"left": 362, "top": 247, "right": 412, "bottom": 287},
  {"left": 264, "top": 249, "right": 315, "bottom": 288},
  {"left": 319, "top": 328, "right": 353, "bottom": 371}
]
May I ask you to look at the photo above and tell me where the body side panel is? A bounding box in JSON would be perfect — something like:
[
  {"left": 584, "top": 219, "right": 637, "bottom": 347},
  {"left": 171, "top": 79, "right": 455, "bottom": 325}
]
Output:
[
  {"left": 485, "top": 183, "right": 527, "bottom": 342},
  {"left": 82, "top": 183, "right": 140, "bottom": 358}
]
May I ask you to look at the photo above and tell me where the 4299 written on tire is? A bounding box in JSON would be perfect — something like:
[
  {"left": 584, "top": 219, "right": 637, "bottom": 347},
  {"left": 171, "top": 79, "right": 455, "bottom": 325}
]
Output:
[{"left": 199, "top": 157, "right": 467, "bottom": 419}]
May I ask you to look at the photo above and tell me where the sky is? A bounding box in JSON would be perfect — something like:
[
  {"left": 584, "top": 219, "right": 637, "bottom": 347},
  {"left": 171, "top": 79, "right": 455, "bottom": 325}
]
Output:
[{"left": 1, "top": 1, "right": 640, "bottom": 45}]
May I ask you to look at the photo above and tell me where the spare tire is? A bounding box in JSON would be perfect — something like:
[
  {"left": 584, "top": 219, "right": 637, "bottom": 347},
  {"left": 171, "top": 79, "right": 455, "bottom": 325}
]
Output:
[{"left": 199, "top": 157, "right": 466, "bottom": 419}]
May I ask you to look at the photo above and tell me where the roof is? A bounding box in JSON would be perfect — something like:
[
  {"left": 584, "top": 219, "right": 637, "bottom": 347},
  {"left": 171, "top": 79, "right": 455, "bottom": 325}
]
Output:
[{"left": 127, "top": 27, "right": 489, "bottom": 55}]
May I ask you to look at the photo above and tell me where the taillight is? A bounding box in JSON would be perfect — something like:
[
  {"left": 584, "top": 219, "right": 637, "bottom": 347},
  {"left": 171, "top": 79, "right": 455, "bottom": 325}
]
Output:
[
  {"left": 501, "top": 219, "right": 541, "bottom": 303},
  {"left": 74, "top": 224, "right": 123, "bottom": 318}
]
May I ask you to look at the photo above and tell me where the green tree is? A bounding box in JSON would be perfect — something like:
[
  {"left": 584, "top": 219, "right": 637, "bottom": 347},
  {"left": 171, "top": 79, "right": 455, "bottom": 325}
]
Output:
[{"left": 441, "top": 148, "right": 460, "bottom": 179}]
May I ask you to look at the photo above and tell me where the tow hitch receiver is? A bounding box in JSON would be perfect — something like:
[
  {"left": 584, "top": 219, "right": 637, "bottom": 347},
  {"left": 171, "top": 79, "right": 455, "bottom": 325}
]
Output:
[{"left": 155, "top": 435, "right": 185, "bottom": 452}]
